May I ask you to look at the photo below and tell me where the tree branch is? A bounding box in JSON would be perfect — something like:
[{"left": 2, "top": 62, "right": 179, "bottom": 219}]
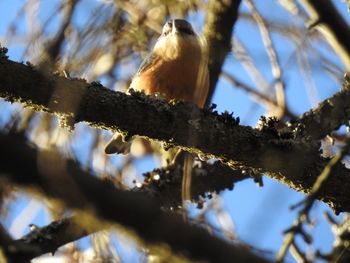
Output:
[
  {"left": 0, "top": 132, "right": 270, "bottom": 263},
  {"left": 204, "top": 0, "right": 242, "bottom": 103},
  {"left": 297, "top": 73, "right": 350, "bottom": 140},
  {"left": 137, "top": 160, "right": 251, "bottom": 209},
  {"left": 2, "top": 217, "right": 94, "bottom": 262},
  {"left": 0, "top": 56, "right": 350, "bottom": 212},
  {"left": 299, "top": 0, "right": 350, "bottom": 71}
]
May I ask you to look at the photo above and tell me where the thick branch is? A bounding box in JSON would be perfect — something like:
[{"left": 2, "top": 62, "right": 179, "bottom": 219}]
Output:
[
  {"left": 204, "top": 0, "right": 242, "bottom": 103},
  {"left": 1, "top": 57, "right": 350, "bottom": 212},
  {"left": 297, "top": 74, "right": 350, "bottom": 140},
  {"left": 0, "top": 132, "right": 270, "bottom": 263},
  {"left": 138, "top": 161, "right": 251, "bottom": 209}
]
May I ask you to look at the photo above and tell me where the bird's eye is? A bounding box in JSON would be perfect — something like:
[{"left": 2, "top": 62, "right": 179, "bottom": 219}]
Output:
[
  {"left": 162, "top": 30, "right": 170, "bottom": 36},
  {"left": 162, "top": 28, "right": 171, "bottom": 36}
]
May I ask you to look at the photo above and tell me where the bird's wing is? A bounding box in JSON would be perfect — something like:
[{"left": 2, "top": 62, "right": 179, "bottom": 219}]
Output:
[{"left": 136, "top": 52, "right": 161, "bottom": 75}]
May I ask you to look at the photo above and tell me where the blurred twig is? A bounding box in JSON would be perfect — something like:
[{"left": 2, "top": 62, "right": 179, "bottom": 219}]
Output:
[
  {"left": 299, "top": 0, "right": 350, "bottom": 71},
  {"left": 41, "top": 0, "right": 78, "bottom": 68},
  {"left": 245, "top": 0, "right": 286, "bottom": 117},
  {"left": 232, "top": 36, "right": 271, "bottom": 95},
  {"left": 276, "top": 137, "right": 350, "bottom": 262},
  {"left": 321, "top": 213, "right": 350, "bottom": 262},
  {"left": 221, "top": 71, "right": 296, "bottom": 119}
]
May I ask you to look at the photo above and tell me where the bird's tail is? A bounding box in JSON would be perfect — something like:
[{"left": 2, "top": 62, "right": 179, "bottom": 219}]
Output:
[{"left": 181, "top": 153, "right": 194, "bottom": 205}]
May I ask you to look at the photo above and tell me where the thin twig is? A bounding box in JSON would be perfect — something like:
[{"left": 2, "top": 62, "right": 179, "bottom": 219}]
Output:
[
  {"left": 299, "top": 0, "right": 350, "bottom": 71},
  {"left": 220, "top": 71, "right": 296, "bottom": 119},
  {"left": 276, "top": 137, "right": 350, "bottom": 262},
  {"left": 232, "top": 36, "right": 271, "bottom": 94},
  {"left": 245, "top": 0, "right": 286, "bottom": 117}
]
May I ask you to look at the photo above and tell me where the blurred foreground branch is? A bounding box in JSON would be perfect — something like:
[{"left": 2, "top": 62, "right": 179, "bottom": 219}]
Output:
[{"left": 0, "top": 132, "right": 270, "bottom": 263}]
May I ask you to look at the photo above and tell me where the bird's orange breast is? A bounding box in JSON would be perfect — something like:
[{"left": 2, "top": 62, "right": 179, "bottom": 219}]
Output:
[{"left": 130, "top": 38, "right": 209, "bottom": 108}]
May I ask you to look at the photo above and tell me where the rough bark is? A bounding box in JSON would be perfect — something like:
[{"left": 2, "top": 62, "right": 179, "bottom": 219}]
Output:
[{"left": 0, "top": 57, "right": 350, "bottom": 213}]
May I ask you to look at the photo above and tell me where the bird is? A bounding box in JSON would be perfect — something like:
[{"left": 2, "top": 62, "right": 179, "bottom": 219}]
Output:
[{"left": 105, "top": 19, "right": 209, "bottom": 203}]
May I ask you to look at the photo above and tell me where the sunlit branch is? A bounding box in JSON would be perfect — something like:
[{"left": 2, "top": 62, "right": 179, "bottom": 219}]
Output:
[{"left": 0, "top": 55, "right": 350, "bottom": 212}]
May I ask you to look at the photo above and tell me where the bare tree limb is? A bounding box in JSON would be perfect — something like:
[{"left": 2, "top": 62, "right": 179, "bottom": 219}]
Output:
[
  {"left": 297, "top": 73, "right": 350, "bottom": 140},
  {"left": 1, "top": 217, "right": 93, "bottom": 262},
  {"left": 0, "top": 55, "right": 350, "bottom": 213},
  {"left": 0, "top": 223, "right": 38, "bottom": 263},
  {"left": 137, "top": 160, "right": 251, "bottom": 209},
  {"left": 204, "top": 0, "right": 242, "bottom": 103},
  {"left": 0, "top": 132, "right": 271, "bottom": 263}
]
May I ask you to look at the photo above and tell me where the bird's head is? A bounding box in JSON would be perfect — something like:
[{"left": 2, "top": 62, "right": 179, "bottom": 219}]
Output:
[
  {"left": 161, "top": 19, "right": 197, "bottom": 38},
  {"left": 154, "top": 19, "right": 202, "bottom": 60}
]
